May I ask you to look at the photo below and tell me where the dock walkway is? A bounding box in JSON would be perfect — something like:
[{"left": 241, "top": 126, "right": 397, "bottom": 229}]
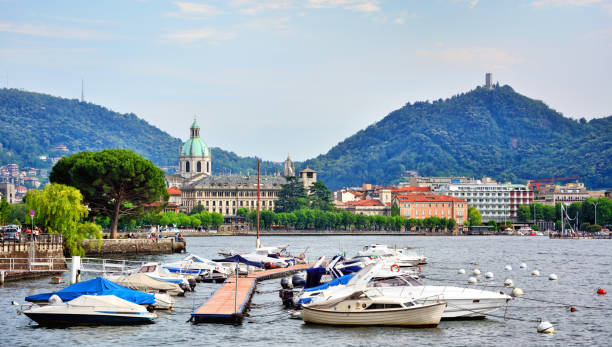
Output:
[{"left": 191, "top": 263, "right": 312, "bottom": 324}]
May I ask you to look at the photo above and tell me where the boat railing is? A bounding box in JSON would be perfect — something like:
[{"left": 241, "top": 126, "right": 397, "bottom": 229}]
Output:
[{"left": 77, "top": 257, "right": 148, "bottom": 275}]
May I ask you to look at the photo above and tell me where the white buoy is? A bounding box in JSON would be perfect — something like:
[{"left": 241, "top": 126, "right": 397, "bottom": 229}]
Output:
[
  {"left": 511, "top": 288, "right": 524, "bottom": 297},
  {"left": 11, "top": 301, "right": 18, "bottom": 306},
  {"left": 457, "top": 268, "right": 466, "bottom": 275},
  {"left": 504, "top": 278, "right": 514, "bottom": 287},
  {"left": 531, "top": 269, "right": 540, "bottom": 276},
  {"left": 468, "top": 277, "right": 478, "bottom": 284},
  {"left": 537, "top": 321, "right": 554, "bottom": 334},
  {"left": 485, "top": 272, "right": 494, "bottom": 279},
  {"left": 548, "top": 274, "right": 558, "bottom": 281},
  {"left": 473, "top": 269, "right": 481, "bottom": 276},
  {"left": 472, "top": 261, "right": 479, "bottom": 266},
  {"left": 520, "top": 263, "right": 527, "bottom": 269},
  {"left": 505, "top": 265, "right": 513, "bottom": 271}
]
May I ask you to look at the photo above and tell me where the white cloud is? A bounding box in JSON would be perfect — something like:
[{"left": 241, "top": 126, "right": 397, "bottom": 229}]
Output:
[
  {"left": 230, "top": 0, "right": 291, "bottom": 15},
  {"left": 470, "top": 0, "right": 479, "bottom": 7},
  {"left": 0, "top": 22, "right": 114, "bottom": 39},
  {"left": 531, "top": 0, "right": 604, "bottom": 6},
  {"left": 394, "top": 17, "right": 404, "bottom": 24},
  {"left": 306, "top": 0, "right": 380, "bottom": 12},
  {"left": 165, "top": 2, "right": 221, "bottom": 19},
  {"left": 243, "top": 16, "right": 292, "bottom": 32},
  {"left": 162, "top": 27, "right": 236, "bottom": 43}
]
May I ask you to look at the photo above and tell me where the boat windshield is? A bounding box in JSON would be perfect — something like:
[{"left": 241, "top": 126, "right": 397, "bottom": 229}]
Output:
[
  {"left": 369, "top": 277, "right": 407, "bottom": 287},
  {"left": 138, "top": 265, "right": 156, "bottom": 273}
]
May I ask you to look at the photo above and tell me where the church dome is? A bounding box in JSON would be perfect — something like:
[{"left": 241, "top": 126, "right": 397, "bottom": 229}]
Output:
[
  {"left": 181, "top": 117, "right": 210, "bottom": 157},
  {"left": 181, "top": 138, "right": 210, "bottom": 157}
]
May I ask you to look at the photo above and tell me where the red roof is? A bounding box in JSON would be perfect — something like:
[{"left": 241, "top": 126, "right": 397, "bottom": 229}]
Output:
[
  {"left": 394, "top": 194, "right": 466, "bottom": 203},
  {"left": 348, "top": 191, "right": 363, "bottom": 196},
  {"left": 391, "top": 186, "right": 430, "bottom": 193},
  {"left": 345, "top": 200, "right": 385, "bottom": 207},
  {"left": 167, "top": 187, "right": 182, "bottom": 195}
]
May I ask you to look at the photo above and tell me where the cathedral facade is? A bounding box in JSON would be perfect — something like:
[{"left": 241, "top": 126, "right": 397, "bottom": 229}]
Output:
[{"left": 166, "top": 119, "right": 289, "bottom": 216}]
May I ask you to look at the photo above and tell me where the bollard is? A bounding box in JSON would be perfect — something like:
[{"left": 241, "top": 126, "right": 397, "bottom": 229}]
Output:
[{"left": 70, "top": 256, "right": 81, "bottom": 284}]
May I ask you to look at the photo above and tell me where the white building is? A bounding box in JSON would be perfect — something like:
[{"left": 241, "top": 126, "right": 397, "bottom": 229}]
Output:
[{"left": 435, "top": 183, "right": 512, "bottom": 223}]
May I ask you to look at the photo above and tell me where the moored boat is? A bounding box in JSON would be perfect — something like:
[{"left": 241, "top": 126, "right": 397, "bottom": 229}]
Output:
[
  {"left": 302, "top": 290, "right": 445, "bottom": 327},
  {"left": 22, "top": 295, "right": 157, "bottom": 326}
]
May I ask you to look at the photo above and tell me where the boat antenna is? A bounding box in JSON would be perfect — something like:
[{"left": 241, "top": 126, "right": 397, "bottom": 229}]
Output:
[{"left": 256, "top": 159, "right": 260, "bottom": 248}]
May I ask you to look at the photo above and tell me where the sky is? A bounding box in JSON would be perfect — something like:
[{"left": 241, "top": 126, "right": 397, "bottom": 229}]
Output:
[{"left": 1, "top": 0, "right": 611, "bottom": 162}]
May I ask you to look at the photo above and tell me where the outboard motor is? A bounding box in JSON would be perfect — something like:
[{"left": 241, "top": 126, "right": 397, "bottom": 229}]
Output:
[
  {"left": 179, "top": 282, "right": 190, "bottom": 293},
  {"left": 291, "top": 274, "right": 305, "bottom": 288},
  {"left": 188, "top": 278, "right": 197, "bottom": 291},
  {"left": 280, "top": 277, "right": 293, "bottom": 290},
  {"left": 279, "top": 289, "right": 295, "bottom": 308}
]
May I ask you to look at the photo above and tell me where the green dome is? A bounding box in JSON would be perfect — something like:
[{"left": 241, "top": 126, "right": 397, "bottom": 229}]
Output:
[{"left": 182, "top": 137, "right": 210, "bottom": 157}]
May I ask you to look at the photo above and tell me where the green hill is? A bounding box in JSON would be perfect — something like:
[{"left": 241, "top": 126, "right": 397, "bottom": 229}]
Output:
[
  {"left": 0, "top": 88, "right": 281, "bottom": 174},
  {"left": 301, "top": 85, "right": 611, "bottom": 189}
]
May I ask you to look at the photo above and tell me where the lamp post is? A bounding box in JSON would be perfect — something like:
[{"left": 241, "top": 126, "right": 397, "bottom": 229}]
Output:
[{"left": 590, "top": 201, "right": 600, "bottom": 226}]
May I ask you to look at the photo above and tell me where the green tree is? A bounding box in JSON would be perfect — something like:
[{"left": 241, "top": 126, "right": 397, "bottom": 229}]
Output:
[
  {"left": 274, "top": 177, "right": 308, "bottom": 213},
  {"left": 236, "top": 208, "right": 249, "bottom": 217},
  {"left": 390, "top": 202, "right": 400, "bottom": 217},
  {"left": 309, "top": 180, "right": 334, "bottom": 211},
  {"left": 467, "top": 206, "right": 482, "bottom": 226},
  {"left": 49, "top": 149, "right": 169, "bottom": 239},
  {"left": 0, "top": 196, "right": 11, "bottom": 225},
  {"left": 26, "top": 184, "right": 101, "bottom": 256},
  {"left": 517, "top": 205, "right": 531, "bottom": 222},
  {"left": 190, "top": 203, "right": 205, "bottom": 215},
  {"left": 210, "top": 212, "right": 224, "bottom": 229},
  {"left": 447, "top": 218, "right": 457, "bottom": 231},
  {"left": 487, "top": 220, "right": 497, "bottom": 231}
]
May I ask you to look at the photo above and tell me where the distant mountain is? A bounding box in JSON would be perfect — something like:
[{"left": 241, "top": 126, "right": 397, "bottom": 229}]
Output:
[
  {"left": 0, "top": 88, "right": 281, "bottom": 174},
  {"left": 301, "top": 85, "right": 611, "bottom": 189}
]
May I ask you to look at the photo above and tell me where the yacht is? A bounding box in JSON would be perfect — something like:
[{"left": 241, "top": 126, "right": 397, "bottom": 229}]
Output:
[
  {"left": 134, "top": 262, "right": 195, "bottom": 292},
  {"left": 22, "top": 295, "right": 157, "bottom": 326},
  {"left": 357, "top": 244, "right": 421, "bottom": 267},
  {"left": 162, "top": 254, "right": 233, "bottom": 282}
]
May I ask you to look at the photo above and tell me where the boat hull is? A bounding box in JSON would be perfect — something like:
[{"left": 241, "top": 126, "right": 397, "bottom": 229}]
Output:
[
  {"left": 302, "top": 302, "right": 445, "bottom": 327},
  {"left": 23, "top": 312, "right": 156, "bottom": 326}
]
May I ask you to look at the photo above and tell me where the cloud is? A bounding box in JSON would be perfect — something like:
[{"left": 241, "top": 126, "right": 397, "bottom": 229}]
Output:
[
  {"left": 243, "top": 16, "right": 292, "bottom": 32},
  {"left": 531, "top": 0, "right": 612, "bottom": 14},
  {"left": 306, "top": 0, "right": 380, "bottom": 12},
  {"left": 230, "top": 0, "right": 291, "bottom": 15},
  {"left": 415, "top": 46, "right": 520, "bottom": 69},
  {"left": 470, "top": 0, "right": 479, "bottom": 7},
  {"left": 394, "top": 18, "right": 404, "bottom": 24},
  {"left": 165, "top": 2, "right": 221, "bottom": 19},
  {"left": 161, "top": 27, "right": 236, "bottom": 43},
  {"left": 0, "top": 22, "right": 114, "bottom": 39}
]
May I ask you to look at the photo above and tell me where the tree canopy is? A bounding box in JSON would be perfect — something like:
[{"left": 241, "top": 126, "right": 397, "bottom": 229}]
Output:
[
  {"left": 25, "top": 184, "right": 101, "bottom": 255},
  {"left": 49, "top": 149, "right": 169, "bottom": 238},
  {"left": 274, "top": 177, "right": 308, "bottom": 213},
  {"left": 467, "top": 206, "right": 482, "bottom": 226}
]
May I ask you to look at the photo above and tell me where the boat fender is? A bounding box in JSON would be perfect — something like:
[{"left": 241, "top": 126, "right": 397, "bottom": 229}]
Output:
[
  {"left": 597, "top": 288, "right": 606, "bottom": 295},
  {"left": 537, "top": 321, "right": 554, "bottom": 334},
  {"left": 390, "top": 264, "right": 400, "bottom": 272}
]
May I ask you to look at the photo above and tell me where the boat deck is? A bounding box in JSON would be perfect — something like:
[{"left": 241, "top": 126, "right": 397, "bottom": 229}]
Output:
[{"left": 191, "top": 263, "right": 312, "bottom": 324}]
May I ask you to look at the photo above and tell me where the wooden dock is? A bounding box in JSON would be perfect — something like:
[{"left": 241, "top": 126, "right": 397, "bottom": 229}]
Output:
[{"left": 191, "top": 263, "right": 312, "bottom": 324}]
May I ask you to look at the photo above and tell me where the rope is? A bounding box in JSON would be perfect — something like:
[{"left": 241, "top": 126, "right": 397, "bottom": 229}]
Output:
[
  {"left": 445, "top": 303, "right": 543, "bottom": 323},
  {"left": 518, "top": 296, "right": 612, "bottom": 311}
]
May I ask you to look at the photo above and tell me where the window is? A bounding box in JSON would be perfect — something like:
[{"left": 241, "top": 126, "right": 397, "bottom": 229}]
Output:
[
  {"left": 185, "top": 161, "right": 190, "bottom": 172},
  {"left": 197, "top": 161, "right": 201, "bottom": 172}
]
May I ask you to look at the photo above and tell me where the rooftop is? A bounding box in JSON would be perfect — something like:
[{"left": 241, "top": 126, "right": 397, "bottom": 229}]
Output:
[
  {"left": 394, "top": 194, "right": 466, "bottom": 203},
  {"left": 187, "top": 174, "right": 288, "bottom": 188}
]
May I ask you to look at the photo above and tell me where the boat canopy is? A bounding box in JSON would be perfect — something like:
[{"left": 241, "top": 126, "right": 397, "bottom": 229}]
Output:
[
  {"left": 304, "top": 273, "right": 355, "bottom": 292},
  {"left": 106, "top": 273, "right": 184, "bottom": 296},
  {"left": 25, "top": 277, "right": 155, "bottom": 305},
  {"left": 213, "top": 255, "right": 264, "bottom": 268}
]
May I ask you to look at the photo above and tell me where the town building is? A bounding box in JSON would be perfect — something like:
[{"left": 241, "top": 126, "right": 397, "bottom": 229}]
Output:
[
  {"left": 392, "top": 194, "right": 468, "bottom": 228},
  {"left": 283, "top": 154, "right": 295, "bottom": 177},
  {"left": 164, "top": 187, "right": 182, "bottom": 213},
  {"left": 536, "top": 182, "right": 589, "bottom": 206},
  {"left": 507, "top": 184, "right": 534, "bottom": 219},
  {"left": 400, "top": 176, "right": 477, "bottom": 190},
  {"left": 0, "top": 182, "right": 17, "bottom": 203},
  {"left": 166, "top": 119, "right": 289, "bottom": 216},
  {"left": 298, "top": 168, "right": 317, "bottom": 190},
  {"left": 435, "top": 183, "right": 513, "bottom": 223},
  {"left": 337, "top": 199, "right": 389, "bottom": 216},
  {"left": 485, "top": 72, "right": 493, "bottom": 89}
]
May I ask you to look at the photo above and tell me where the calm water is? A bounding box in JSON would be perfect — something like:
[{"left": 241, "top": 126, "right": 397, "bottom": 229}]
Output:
[{"left": 1, "top": 235, "right": 611, "bottom": 346}]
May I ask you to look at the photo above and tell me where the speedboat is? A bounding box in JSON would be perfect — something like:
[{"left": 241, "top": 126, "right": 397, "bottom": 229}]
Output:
[
  {"left": 105, "top": 273, "right": 185, "bottom": 296},
  {"left": 22, "top": 295, "right": 157, "bottom": 326},
  {"left": 134, "top": 262, "right": 196, "bottom": 292},
  {"left": 162, "top": 254, "right": 232, "bottom": 283},
  {"left": 302, "top": 289, "right": 445, "bottom": 327},
  {"left": 357, "top": 244, "right": 420, "bottom": 267}
]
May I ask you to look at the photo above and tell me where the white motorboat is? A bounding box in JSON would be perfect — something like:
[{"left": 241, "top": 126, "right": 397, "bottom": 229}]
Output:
[
  {"left": 302, "top": 289, "right": 445, "bottom": 327},
  {"left": 152, "top": 293, "right": 174, "bottom": 310},
  {"left": 298, "top": 270, "right": 511, "bottom": 319},
  {"left": 357, "top": 244, "right": 420, "bottom": 267},
  {"left": 105, "top": 273, "right": 185, "bottom": 296},
  {"left": 22, "top": 295, "right": 157, "bottom": 326},
  {"left": 162, "top": 254, "right": 232, "bottom": 282},
  {"left": 134, "top": 262, "right": 195, "bottom": 291}
]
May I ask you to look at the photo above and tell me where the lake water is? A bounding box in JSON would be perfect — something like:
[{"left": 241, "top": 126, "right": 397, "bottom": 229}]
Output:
[{"left": 1, "top": 235, "right": 611, "bottom": 346}]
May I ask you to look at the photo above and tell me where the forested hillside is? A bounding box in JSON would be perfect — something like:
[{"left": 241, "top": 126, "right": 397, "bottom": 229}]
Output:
[
  {"left": 301, "top": 85, "right": 611, "bottom": 189},
  {"left": 0, "top": 88, "right": 281, "bottom": 174}
]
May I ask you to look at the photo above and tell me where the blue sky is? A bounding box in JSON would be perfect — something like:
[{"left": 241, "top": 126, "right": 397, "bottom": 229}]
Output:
[{"left": 1, "top": 0, "right": 611, "bottom": 161}]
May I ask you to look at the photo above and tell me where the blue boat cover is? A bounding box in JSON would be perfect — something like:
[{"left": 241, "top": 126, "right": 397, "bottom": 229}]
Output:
[
  {"left": 25, "top": 277, "right": 155, "bottom": 305},
  {"left": 304, "top": 273, "right": 355, "bottom": 292},
  {"left": 305, "top": 267, "right": 327, "bottom": 288},
  {"left": 212, "top": 255, "right": 264, "bottom": 268},
  {"left": 339, "top": 265, "right": 362, "bottom": 275}
]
